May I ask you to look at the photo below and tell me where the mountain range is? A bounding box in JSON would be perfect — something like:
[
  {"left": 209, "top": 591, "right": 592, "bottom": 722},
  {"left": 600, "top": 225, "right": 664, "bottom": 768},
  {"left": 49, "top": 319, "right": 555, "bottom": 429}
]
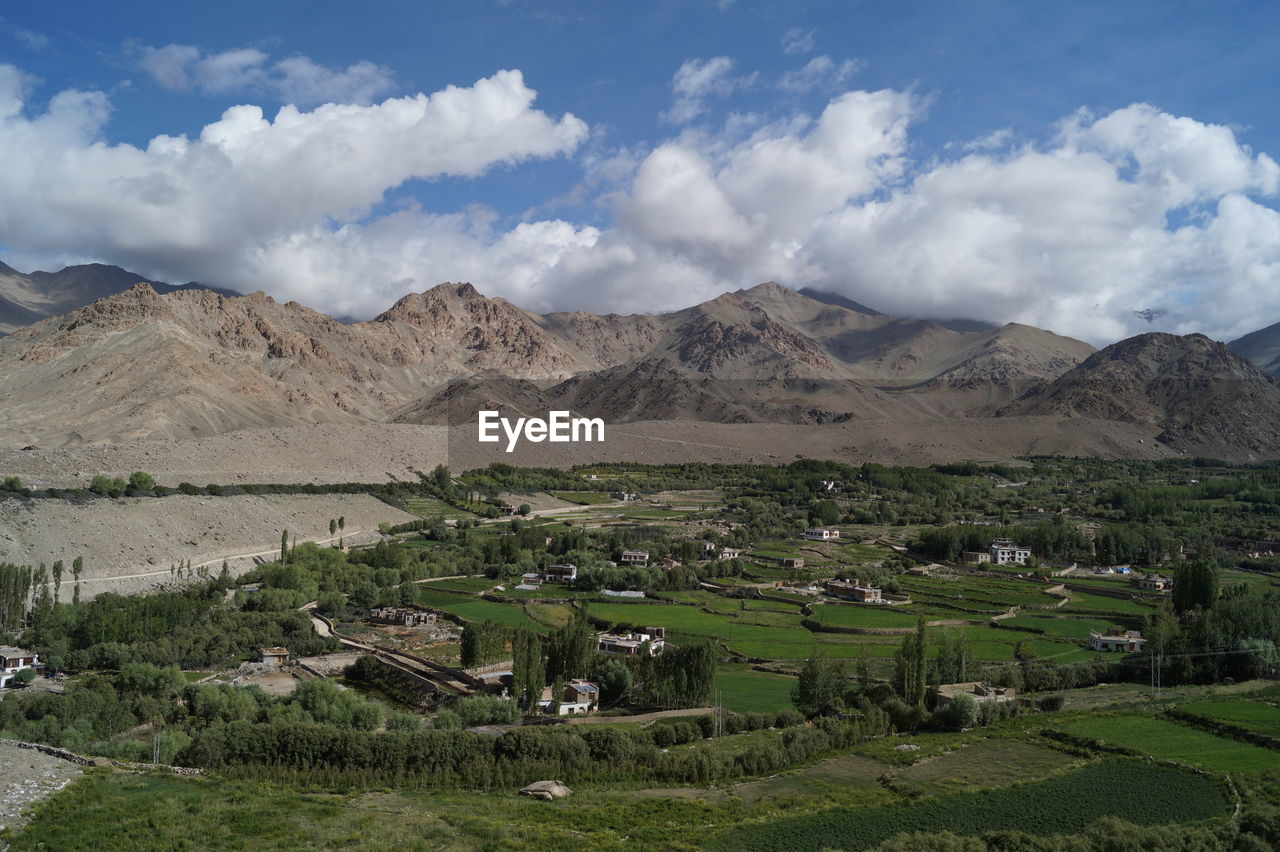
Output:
[{"left": 0, "top": 261, "right": 1277, "bottom": 461}]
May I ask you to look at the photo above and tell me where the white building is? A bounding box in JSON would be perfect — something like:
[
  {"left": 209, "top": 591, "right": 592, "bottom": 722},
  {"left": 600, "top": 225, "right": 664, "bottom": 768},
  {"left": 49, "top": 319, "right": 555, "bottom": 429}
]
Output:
[
  {"left": 803, "top": 528, "right": 840, "bottom": 541},
  {"left": 989, "top": 538, "right": 1031, "bottom": 565},
  {"left": 0, "top": 646, "right": 41, "bottom": 688},
  {"left": 718, "top": 547, "right": 743, "bottom": 560},
  {"left": 598, "top": 628, "right": 665, "bottom": 656},
  {"left": 1089, "top": 629, "right": 1146, "bottom": 652},
  {"left": 620, "top": 550, "right": 649, "bottom": 566}
]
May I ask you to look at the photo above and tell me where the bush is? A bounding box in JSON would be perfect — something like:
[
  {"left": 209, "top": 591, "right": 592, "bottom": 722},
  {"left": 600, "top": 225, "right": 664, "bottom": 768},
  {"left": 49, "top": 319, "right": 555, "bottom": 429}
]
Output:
[
  {"left": 453, "top": 695, "right": 521, "bottom": 728},
  {"left": 1037, "top": 694, "right": 1065, "bottom": 712}
]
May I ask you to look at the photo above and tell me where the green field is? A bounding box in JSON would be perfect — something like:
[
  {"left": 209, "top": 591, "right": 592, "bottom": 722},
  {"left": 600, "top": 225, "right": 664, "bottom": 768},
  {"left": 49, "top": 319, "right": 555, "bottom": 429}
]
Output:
[
  {"left": 707, "top": 760, "right": 1228, "bottom": 851},
  {"left": 549, "top": 491, "right": 614, "bottom": 505},
  {"left": 809, "top": 604, "right": 923, "bottom": 629},
  {"left": 1058, "top": 713, "right": 1280, "bottom": 771},
  {"left": 1000, "top": 614, "right": 1139, "bottom": 640},
  {"left": 1060, "top": 589, "right": 1157, "bottom": 615},
  {"left": 713, "top": 664, "right": 797, "bottom": 714},
  {"left": 1177, "top": 698, "right": 1280, "bottom": 738},
  {"left": 415, "top": 588, "right": 541, "bottom": 628}
]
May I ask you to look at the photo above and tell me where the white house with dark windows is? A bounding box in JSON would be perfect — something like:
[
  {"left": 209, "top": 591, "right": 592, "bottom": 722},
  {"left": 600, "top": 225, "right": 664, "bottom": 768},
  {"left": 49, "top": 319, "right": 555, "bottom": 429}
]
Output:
[
  {"left": 597, "top": 628, "right": 665, "bottom": 656},
  {"left": 537, "top": 679, "right": 601, "bottom": 715},
  {"left": 803, "top": 528, "right": 840, "bottom": 541},
  {"left": 620, "top": 550, "right": 649, "bottom": 566},
  {"left": 989, "top": 538, "right": 1032, "bottom": 565},
  {"left": 1, "top": 646, "right": 43, "bottom": 687},
  {"left": 1089, "top": 629, "right": 1146, "bottom": 652}
]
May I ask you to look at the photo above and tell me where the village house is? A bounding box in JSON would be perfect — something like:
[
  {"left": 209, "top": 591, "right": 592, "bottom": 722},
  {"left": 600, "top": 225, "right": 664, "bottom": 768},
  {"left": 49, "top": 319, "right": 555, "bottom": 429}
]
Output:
[
  {"left": 819, "top": 480, "right": 839, "bottom": 492},
  {"left": 259, "top": 647, "right": 290, "bottom": 667},
  {"left": 610, "top": 491, "right": 638, "bottom": 502},
  {"left": 1133, "top": 573, "right": 1173, "bottom": 592},
  {"left": 988, "top": 538, "right": 1032, "bottom": 566},
  {"left": 369, "top": 607, "right": 437, "bottom": 628},
  {"left": 1089, "top": 629, "right": 1146, "bottom": 652},
  {"left": 962, "top": 551, "right": 991, "bottom": 565},
  {"left": 935, "top": 682, "right": 1017, "bottom": 706},
  {"left": 781, "top": 557, "right": 805, "bottom": 569},
  {"left": 542, "top": 563, "right": 578, "bottom": 584},
  {"left": 537, "top": 679, "right": 600, "bottom": 715},
  {"left": 824, "top": 579, "right": 884, "bottom": 603},
  {"left": 597, "top": 627, "right": 665, "bottom": 656},
  {"left": 803, "top": 528, "right": 841, "bottom": 541},
  {"left": 620, "top": 550, "right": 649, "bottom": 567},
  {"left": 718, "top": 547, "right": 743, "bottom": 560},
  {"left": 0, "top": 646, "right": 42, "bottom": 688}
]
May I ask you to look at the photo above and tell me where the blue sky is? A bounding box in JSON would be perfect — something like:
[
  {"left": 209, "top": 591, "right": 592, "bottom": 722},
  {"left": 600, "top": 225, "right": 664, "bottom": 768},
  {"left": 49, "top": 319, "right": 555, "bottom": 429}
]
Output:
[{"left": 1, "top": 1, "right": 1278, "bottom": 343}]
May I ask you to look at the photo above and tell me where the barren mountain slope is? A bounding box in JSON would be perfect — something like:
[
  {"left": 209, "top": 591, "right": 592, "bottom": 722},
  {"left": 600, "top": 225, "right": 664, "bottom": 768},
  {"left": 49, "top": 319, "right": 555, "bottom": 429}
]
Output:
[
  {"left": 1004, "top": 332, "right": 1280, "bottom": 458},
  {"left": 0, "top": 260, "right": 239, "bottom": 334},
  {"left": 1229, "top": 320, "right": 1280, "bottom": 379}
]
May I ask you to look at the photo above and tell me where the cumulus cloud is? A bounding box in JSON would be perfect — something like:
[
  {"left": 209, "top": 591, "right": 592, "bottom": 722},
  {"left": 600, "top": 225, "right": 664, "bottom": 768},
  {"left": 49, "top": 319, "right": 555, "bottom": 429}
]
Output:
[
  {"left": 777, "top": 55, "right": 862, "bottom": 93},
  {"left": 0, "top": 65, "right": 589, "bottom": 316},
  {"left": 661, "top": 57, "right": 756, "bottom": 125},
  {"left": 540, "top": 98, "right": 1280, "bottom": 343},
  {"left": 135, "top": 43, "right": 396, "bottom": 106},
  {"left": 2, "top": 56, "right": 1279, "bottom": 345},
  {"left": 781, "top": 27, "right": 816, "bottom": 55}
]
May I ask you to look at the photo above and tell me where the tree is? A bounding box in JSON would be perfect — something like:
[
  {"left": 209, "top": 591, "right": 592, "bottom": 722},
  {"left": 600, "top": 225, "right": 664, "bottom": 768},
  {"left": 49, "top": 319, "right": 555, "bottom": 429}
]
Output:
[
  {"left": 431, "top": 464, "right": 452, "bottom": 493},
  {"left": 329, "top": 519, "right": 337, "bottom": 536},
  {"left": 1173, "top": 559, "right": 1220, "bottom": 613},
  {"left": 280, "top": 530, "right": 290, "bottom": 564},
  {"left": 893, "top": 618, "right": 929, "bottom": 706},
  {"left": 89, "top": 474, "right": 125, "bottom": 497},
  {"left": 338, "top": 517, "right": 345, "bottom": 533},
  {"left": 942, "top": 693, "right": 979, "bottom": 729},
  {"left": 14, "top": 667, "right": 36, "bottom": 687},
  {"left": 518, "top": 504, "right": 531, "bottom": 516},
  {"left": 51, "top": 560, "right": 64, "bottom": 604},
  {"left": 126, "top": 471, "right": 155, "bottom": 495},
  {"left": 72, "top": 556, "right": 83, "bottom": 606},
  {"left": 792, "top": 656, "right": 847, "bottom": 716}
]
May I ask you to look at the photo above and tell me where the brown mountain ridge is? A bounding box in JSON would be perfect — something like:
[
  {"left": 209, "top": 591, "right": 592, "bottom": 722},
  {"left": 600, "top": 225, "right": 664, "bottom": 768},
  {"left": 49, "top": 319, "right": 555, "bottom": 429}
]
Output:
[{"left": 0, "top": 276, "right": 1276, "bottom": 461}]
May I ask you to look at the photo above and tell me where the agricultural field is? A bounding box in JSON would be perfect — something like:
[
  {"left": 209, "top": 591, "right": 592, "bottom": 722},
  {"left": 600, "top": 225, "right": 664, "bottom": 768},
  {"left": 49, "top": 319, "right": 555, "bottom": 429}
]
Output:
[
  {"left": 706, "top": 761, "right": 1229, "bottom": 852},
  {"left": 711, "top": 664, "right": 797, "bottom": 714},
  {"left": 548, "top": 491, "right": 614, "bottom": 505},
  {"left": 1057, "top": 713, "right": 1280, "bottom": 771},
  {"left": 1175, "top": 696, "right": 1280, "bottom": 738}
]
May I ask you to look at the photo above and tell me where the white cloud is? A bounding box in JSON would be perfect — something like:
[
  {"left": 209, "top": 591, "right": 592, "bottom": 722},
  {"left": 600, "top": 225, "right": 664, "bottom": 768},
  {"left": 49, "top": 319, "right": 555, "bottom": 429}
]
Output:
[
  {"left": 781, "top": 27, "right": 815, "bottom": 55},
  {"left": 0, "top": 65, "right": 589, "bottom": 316},
  {"left": 3, "top": 56, "right": 1280, "bottom": 346},
  {"left": 661, "top": 57, "right": 756, "bottom": 125},
  {"left": 539, "top": 98, "right": 1280, "bottom": 344},
  {"left": 777, "top": 56, "right": 861, "bottom": 93},
  {"left": 136, "top": 43, "right": 396, "bottom": 106}
]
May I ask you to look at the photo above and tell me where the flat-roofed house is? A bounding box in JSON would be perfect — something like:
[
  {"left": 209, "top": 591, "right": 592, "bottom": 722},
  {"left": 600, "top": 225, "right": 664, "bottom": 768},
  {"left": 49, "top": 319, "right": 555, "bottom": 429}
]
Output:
[
  {"left": 597, "top": 628, "right": 665, "bottom": 656},
  {"left": 824, "top": 579, "right": 884, "bottom": 603},
  {"left": 989, "top": 539, "right": 1032, "bottom": 565},
  {"left": 620, "top": 550, "right": 649, "bottom": 567},
  {"left": 0, "top": 646, "right": 42, "bottom": 688},
  {"left": 1089, "top": 629, "right": 1146, "bottom": 652},
  {"left": 803, "top": 528, "right": 840, "bottom": 541},
  {"left": 543, "top": 563, "right": 578, "bottom": 584}
]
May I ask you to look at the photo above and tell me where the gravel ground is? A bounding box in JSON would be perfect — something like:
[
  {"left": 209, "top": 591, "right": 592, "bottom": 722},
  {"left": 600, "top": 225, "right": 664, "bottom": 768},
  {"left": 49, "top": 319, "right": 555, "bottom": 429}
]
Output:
[
  {"left": 0, "top": 743, "right": 82, "bottom": 838},
  {"left": 0, "top": 493, "right": 415, "bottom": 598}
]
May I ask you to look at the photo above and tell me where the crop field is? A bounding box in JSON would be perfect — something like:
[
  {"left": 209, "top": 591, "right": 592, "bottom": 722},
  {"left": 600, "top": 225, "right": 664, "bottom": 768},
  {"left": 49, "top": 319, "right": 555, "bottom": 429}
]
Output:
[
  {"left": 1176, "top": 699, "right": 1280, "bottom": 738},
  {"left": 1057, "top": 714, "right": 1280, "bottom": 771},
  {"left": 706, "top": 760, "right": 1228, "bottom": 852},
  {"left": 1059, "top": 590, "right": 1157, "bottom": 615},
  {"left": 415, "top": 588, "right": 541, "bottom": 628},
  {"left": 890, "top": 738, "right": 1083, "bottom": 794},
  {"left": 400, "top": 496, "right": 473, "bottom": 518},
  {"left": 712, "top": 664, "right": 797, "bottom": 714},
  {"left": 1000, "top": 614, "right": 1139, "bottom": 640},
  {"left": 422, "top": 576, "right": 496, "bottom": 593},
  {"left": 809, "top": 605, "right": 922, "bottom": 629},
  {"left": 548, "top": 491, "right": 614, "bottom": 505}
]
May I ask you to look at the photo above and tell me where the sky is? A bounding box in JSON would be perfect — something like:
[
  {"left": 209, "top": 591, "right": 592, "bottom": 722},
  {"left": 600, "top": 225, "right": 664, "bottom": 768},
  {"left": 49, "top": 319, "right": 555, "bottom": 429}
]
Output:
[{"left": 1, "top": 0, "right": 1279, "bottom": 344}]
